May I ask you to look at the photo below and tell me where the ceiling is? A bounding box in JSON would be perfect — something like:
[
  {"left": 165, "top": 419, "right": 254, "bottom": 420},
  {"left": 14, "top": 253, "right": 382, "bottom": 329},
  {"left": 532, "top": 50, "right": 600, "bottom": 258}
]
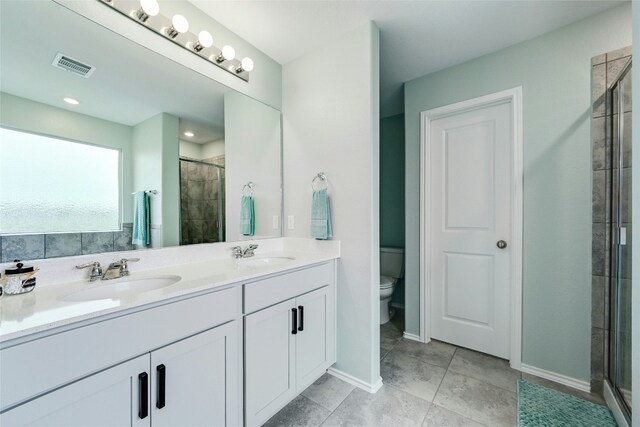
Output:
[
  {"left": 191, "top": 0, "right": 625, "bottom": 117},
  {"left": 0, "top": 0, "right": 226, "bottom": 143}
]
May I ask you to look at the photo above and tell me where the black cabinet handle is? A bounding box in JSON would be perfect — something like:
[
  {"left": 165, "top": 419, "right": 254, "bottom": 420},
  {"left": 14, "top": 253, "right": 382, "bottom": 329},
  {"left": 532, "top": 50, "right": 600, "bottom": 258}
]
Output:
[
  {"left": 138, "top": 372, "right": 148, "bottom": 419},
  {"left": 291, "top": 308, "right": 298, "bottom": 335},
  {"left": 156, "top": 364, "right": 166, "bottom": 409},
  {"left": 298, "top": 305, "right": 304, "bottom": 332}
]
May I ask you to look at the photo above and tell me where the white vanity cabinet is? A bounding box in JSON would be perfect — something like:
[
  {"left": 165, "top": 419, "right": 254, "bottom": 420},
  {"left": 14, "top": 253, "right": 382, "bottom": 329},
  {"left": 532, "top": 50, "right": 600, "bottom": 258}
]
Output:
[
  {"left": 244, "top": 262, "right": 336, "bottom": 427},
  {"left": 1, "top": 354, "right": 151, "bottom": 427},
  {"left": 0, "top": 287, "right": 242, "bottom": 427}
]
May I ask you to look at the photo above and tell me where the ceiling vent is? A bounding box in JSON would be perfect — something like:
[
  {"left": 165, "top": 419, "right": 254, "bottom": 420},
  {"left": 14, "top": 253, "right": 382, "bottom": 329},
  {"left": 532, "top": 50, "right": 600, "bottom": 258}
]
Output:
[{"left": 51, "top": 53, "right": 96, "bottom": 78}]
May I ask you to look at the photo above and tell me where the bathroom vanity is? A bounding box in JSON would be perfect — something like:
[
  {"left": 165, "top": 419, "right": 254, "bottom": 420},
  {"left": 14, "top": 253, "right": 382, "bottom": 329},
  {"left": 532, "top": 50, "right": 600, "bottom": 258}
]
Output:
[{"left": 0, "top": 239, "right": 339, "bottom": 427}]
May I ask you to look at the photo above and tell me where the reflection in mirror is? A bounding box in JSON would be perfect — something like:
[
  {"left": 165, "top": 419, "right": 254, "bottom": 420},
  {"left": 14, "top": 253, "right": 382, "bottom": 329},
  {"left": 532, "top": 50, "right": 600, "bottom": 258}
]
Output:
[{"left": 0, "top": 0, "right": 282, "bottom": 262}]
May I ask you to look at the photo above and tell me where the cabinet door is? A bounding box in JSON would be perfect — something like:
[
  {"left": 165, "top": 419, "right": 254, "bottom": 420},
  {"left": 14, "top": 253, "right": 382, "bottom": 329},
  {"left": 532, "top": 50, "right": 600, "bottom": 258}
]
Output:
[
  {"left": 244, "top": 298, "right": 296, "bottom": 427},
  {"left": 151, "top": 322, "right": 238, "bottom": 427},
  {"left": 0, "top": 355, "right": 150, "bottom": 427},
  {"left": 295, "top": 286, "right": 332, "bottom": 391}
]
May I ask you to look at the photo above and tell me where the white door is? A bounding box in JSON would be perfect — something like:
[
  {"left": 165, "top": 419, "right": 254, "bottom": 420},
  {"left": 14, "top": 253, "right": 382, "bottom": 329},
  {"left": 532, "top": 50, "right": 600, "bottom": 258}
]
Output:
[
  {"left": 0, "top": 355, "right": 150, "bottom": 427},
  {"left": 152, "top": 323, "right": 236, "bottom": 427},
  {"left": 244, "top": 298, "right": 297, "bottom": 427},
  {"left": 428, "top": 100, "right": 512, "bottom": 358},
  {"left": 295, "top": 286, "right": 330, "bottom": 391}
]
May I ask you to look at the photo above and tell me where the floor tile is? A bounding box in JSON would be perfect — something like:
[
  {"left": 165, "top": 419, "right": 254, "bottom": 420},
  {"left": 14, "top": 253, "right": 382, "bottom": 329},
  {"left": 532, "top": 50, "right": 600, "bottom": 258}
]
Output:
[
  {"left": 521, "top": 373, "right": 605, "bottom": 405},
  {"left": 433, "top": 371, "right": 517, "bottom": 427},
  {"left": 447, "top": 348, "right": 520, "bottom": 392},
  {"left": 322, "top": 385, "right": 431, "bottom": 427},
  {"left": 263, "top": 394, "right": 331, "bottom": 427},
  {"left": 381, "top": 350, "right": 447, "bottom": 401},
  {"left": 422, "top": 404, "right": 485, "bottom": 427},
  {"left": 301, "top": 373, "right": 356, "bottom": 411},
  {"left": 392, "top": 338, "right": 456, "bottom": 368}
]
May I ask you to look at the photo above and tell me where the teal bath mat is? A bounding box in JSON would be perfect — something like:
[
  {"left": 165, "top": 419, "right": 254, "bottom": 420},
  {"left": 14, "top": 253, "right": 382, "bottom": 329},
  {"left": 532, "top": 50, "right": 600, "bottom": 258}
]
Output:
[{"left": 517, "top": 380, "right": 617, "bottom": 427}]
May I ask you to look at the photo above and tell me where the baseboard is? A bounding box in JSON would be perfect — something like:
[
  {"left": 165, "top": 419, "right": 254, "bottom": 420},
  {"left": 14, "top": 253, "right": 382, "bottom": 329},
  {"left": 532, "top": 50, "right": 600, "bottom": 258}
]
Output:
[
  {"left": 520, "top": 364, "right": 591, "bottom": 392},
  {"left": 403, "top": 332, "right": 421, "bottom": 342},
  {"left": 603, "top": 380, "right": 630, "bottom": 427},
  {"left": 327, "top": 368, "right": 383, "bottom": 394}
]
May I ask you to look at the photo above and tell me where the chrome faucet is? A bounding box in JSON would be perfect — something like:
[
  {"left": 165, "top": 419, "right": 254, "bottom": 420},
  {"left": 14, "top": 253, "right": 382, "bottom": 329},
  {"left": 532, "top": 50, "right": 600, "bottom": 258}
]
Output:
[
  {"left": 75, "top": 261, "right": 103, "bottom": 282},
  {"left": 102, "top": 258, "right": 140, "bottom": 280},
  {"left": 243, "top": 244, "right": 259, "bottom": 258},
  {"left": 231, "top": 244, "right": 259, "bottom": 259}
]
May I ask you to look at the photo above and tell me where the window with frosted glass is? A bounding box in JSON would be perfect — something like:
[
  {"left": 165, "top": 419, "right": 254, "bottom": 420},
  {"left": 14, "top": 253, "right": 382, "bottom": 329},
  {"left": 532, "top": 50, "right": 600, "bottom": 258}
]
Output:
[{"left": 0, "top": 128, "right": 120, "bottom": 233}]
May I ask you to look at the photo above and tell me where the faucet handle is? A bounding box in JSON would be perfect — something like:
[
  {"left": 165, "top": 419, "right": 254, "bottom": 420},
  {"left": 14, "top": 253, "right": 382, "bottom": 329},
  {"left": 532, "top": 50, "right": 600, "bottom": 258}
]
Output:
[
  {"left": 119, "top": 258, "right": 140, "bottom": 276},
  {"left": 231, "top": 246, "right": 243, "bottom": 259},
  {"left": 76, "top": 261, "right": 103, "bottom": 282}
]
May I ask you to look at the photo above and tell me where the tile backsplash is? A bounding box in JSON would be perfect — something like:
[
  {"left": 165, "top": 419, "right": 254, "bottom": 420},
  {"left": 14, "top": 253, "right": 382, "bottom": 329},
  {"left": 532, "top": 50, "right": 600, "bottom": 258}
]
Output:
[{"left": 0, "top": 223, "right": 138, "bottom": 262}]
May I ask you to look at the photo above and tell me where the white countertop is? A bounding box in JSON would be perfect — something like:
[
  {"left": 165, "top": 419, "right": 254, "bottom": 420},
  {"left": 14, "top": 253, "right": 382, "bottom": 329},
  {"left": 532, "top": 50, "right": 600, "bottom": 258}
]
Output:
[{"left": 0, "top": 238, "right": 339, "bottom": 344}]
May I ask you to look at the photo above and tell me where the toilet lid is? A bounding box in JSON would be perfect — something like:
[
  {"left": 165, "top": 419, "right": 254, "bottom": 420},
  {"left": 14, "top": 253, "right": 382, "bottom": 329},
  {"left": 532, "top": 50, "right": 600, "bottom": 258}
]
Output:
[{"left": 380, "top": 275, "right": 394, "bottom": 288}]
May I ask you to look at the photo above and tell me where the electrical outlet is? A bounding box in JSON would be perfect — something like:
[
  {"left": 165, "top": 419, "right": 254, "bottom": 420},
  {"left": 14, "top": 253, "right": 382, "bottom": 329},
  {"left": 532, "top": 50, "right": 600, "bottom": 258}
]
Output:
[
  {"left": 287, "top": 215, "right": 295, "bottom": 230},
  {"left": 272, "top": 216, "right": 279, "bottom": 229}
]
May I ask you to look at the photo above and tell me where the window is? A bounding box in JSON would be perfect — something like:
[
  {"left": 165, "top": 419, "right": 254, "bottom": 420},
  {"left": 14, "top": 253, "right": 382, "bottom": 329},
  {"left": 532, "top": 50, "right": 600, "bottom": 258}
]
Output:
[{"left": 0, "top": 128, "right": 121, "bottom": 233}]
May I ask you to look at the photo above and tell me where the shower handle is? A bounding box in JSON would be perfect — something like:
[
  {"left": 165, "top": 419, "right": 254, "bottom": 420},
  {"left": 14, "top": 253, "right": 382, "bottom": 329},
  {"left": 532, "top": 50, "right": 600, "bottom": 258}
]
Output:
[{"left": 497, "top": 240, "right": 507, "bottom": 249}]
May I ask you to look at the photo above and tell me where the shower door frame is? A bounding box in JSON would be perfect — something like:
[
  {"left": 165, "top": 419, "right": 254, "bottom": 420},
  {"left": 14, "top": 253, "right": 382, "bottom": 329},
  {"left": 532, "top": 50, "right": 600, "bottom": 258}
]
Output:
[{"left": 605, "top": 57, "right": 632, "bottom": 426}]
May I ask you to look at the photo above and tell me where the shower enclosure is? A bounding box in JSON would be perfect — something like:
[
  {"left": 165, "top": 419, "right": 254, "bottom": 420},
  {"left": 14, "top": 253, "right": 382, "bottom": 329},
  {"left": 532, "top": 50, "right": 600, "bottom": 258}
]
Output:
[
  {"left": 606, "top": 57, "right": 632, "bottom": 425},
  {"left": 179, "top": 158, "right": 226, "bottom": 245}
]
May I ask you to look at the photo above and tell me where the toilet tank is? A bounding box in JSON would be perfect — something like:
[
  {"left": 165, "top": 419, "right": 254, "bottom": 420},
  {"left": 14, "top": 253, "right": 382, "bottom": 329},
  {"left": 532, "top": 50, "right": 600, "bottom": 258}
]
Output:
[{"left": 380, "top": 247, "right": 405, "bottom": 279}]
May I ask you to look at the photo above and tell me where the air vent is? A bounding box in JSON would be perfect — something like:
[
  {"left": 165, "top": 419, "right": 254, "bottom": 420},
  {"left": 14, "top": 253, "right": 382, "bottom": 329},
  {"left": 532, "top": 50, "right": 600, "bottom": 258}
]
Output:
[{"left": 51, "top": 53, "right": 96, "bottom": 78}]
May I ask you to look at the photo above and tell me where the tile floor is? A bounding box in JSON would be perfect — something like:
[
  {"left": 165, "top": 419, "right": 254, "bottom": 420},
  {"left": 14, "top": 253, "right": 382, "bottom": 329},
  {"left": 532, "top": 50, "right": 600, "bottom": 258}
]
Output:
[{"left": 264, "top": 312, "right": 606, "bottom": 427}]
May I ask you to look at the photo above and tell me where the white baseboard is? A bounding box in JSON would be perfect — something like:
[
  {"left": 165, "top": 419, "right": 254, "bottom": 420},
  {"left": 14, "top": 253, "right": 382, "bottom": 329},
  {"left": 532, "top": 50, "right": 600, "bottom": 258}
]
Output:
[
  {"left": 520, "top": 364, "right": 590, "bottom": 392},
  {"left": 403, "top": 332, "right": 421, "bottom": 342},
  {"left": 603, "top": 380, "right": 630, "bottom": 427},
  {"left": 327, "top": 368, "right": 383, "bottom": 394}
]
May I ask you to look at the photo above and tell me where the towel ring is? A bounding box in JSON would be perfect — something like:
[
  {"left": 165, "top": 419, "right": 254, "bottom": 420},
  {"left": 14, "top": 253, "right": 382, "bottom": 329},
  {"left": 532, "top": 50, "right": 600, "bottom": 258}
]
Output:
[
  {"left": 311, "top": 172, "right": 328, "bottom": 191},
  {"left": 242, "top": 182, "right": 254, "bottom": 197}
]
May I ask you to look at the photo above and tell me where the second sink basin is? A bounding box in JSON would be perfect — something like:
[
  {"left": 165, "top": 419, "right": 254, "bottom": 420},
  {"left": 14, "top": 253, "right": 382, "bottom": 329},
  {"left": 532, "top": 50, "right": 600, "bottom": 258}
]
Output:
[
  {"left": 236, "top": 256, "right": 295, "bottom": 268},
  {"left": 61, "top": 275, "right": 182, "bottom": 302}
]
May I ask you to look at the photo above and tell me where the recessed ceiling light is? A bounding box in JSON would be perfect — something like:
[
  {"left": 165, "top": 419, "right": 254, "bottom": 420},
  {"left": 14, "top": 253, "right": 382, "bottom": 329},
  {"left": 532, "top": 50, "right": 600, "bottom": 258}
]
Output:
[
  {"left": 184, "top": 131, "right": 195, "bottom": 137},
  {"left": 63, "top": 97, "right": 80, "bottom": 105}
]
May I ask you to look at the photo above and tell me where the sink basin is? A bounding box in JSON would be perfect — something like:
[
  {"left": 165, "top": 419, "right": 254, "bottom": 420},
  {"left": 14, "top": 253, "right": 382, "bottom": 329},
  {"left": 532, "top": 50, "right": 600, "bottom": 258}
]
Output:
[
  {"left": 61, "top": 275, "right": 182, "bottom": 302},
  {"left": 236, "top": 256, "right": 295, "bottom": 268}
]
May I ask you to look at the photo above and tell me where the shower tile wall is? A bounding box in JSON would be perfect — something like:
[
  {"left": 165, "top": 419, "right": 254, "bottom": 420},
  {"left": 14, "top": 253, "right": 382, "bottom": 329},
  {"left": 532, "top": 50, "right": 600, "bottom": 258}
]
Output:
[
  {"left": 590, "top": 45, "right": 631, "bottom": 395},
  {"left": 180, "top": 156, "right": 225, "bottom": 245}
]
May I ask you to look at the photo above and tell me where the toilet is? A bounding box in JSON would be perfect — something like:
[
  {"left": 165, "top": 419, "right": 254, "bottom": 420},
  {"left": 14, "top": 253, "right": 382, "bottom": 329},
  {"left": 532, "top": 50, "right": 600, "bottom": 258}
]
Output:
[{"left": 380, "top": 247, "right": 404, "bottom": 325}]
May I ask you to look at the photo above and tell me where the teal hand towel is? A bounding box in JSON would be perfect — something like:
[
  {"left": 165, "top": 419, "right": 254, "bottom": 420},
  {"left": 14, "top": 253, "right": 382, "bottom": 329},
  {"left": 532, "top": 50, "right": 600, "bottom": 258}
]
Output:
[
  {"left": 240, "top": 195, "right": 255, "bottom": 236},
  {"left": 132, "top": 191, "right": 150, "bottom": 246},
  {"left": 310, "top": 189, "right": 332, "bottom": 240}
]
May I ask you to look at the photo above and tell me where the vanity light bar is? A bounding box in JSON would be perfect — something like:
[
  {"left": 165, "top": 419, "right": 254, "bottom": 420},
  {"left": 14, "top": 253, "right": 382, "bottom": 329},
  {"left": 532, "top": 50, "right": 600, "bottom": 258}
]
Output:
[{"left": 100, "top": 0, "right": 252, "bottom": 82}]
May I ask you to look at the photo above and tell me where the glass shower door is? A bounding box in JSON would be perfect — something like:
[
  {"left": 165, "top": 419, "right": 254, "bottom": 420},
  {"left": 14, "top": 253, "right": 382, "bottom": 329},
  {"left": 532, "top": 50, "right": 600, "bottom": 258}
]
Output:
[{"left": 608, "top": 58, "right": 632, "bottom": 421}]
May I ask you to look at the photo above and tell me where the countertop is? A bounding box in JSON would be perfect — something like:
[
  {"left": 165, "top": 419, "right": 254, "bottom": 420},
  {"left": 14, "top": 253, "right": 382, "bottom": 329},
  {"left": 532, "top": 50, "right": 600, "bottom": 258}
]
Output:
[{"left": 0, "top": 250, "right": 338, "bottom": 344}]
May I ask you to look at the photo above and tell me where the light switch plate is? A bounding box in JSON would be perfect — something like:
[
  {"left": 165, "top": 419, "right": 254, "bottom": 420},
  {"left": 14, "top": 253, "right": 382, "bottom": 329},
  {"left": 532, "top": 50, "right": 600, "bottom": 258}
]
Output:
[
  {"left": 272, "top": 216, "right": 279, "bottom": 229},
  {"left": 288, "top": 215, "right": 295, "bottom": 230}
]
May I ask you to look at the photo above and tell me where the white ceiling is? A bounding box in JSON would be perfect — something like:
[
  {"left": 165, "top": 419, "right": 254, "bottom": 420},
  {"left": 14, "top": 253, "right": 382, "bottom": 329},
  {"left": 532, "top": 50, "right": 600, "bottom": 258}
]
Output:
[
  {"left": 0, "top": 0, "right": 227, "bottom": 143},
  {"left": 191, "top": 0, "right": 625, "bottom": 117}
]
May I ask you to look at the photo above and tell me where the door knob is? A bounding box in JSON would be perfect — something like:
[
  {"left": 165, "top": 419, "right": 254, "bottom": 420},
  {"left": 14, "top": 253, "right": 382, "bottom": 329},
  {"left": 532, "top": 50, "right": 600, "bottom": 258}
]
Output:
[{"left": 497, "top": 240, "right": 507, "bottom": 249}]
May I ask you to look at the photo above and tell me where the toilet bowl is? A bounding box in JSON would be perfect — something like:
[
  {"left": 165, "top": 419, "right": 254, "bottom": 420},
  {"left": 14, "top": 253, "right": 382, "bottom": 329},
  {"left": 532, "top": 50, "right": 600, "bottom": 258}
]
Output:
[{"left": 379, "top": 247, "right": 404, "bottom": 325}]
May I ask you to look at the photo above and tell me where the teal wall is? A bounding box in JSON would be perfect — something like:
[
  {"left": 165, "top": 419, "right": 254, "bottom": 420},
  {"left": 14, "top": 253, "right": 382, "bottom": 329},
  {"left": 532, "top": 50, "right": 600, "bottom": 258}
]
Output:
[
  {"left": 404, "top": 4, "right": 631, "bottom": 381},
  {"left": 380, "top": 114, "right": 405, "bottom": 305}
]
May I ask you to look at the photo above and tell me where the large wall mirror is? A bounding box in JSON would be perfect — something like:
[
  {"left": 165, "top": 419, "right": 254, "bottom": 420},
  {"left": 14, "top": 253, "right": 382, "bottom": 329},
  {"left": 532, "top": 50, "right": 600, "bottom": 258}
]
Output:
[{"left": 0, "top": 0, "right": 282, "bottom": 262}]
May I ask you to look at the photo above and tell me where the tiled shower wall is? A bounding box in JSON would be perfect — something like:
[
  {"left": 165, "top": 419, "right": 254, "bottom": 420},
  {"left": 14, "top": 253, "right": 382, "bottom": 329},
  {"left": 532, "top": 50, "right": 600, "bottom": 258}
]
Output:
[
  {"left": 590, "top": 45, "right": 632, "bottom": 394},
  {"left": 0, "top": 223, "right": 136, "bottom": 263},
  {"left": 180, "top": 156, "right": 225, "bottom": 245}
]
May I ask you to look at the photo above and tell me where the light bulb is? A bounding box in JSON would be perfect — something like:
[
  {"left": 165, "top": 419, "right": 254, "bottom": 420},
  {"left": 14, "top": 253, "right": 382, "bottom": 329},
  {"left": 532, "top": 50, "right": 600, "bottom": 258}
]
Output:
[
  {"left": 184, "top": 131, "right": 195, "bottom": 137},
  {"left": 63, "top": 97, "right": 80, "bottom": 105},
  {"left": 198, "top": 31, "right": 213, "bottom": 48},
  {"left": 221, "top": 45, "right": 235, "bottom": 61},
  {"left": 140, "top": 0, "right": 159, "bottom": 16},
  {"left": 240, "top": 57, "right": 254, "bottom": 72},
  {"left": 171, "top": 14, "right": 189, "bottom": 33}
]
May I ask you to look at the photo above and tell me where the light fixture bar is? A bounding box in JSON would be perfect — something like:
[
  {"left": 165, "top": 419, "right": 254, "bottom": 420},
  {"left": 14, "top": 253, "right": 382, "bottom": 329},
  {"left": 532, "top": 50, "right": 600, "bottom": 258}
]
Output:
[{"left": 101, "top": 0, "right": 252, "bottom": 82}]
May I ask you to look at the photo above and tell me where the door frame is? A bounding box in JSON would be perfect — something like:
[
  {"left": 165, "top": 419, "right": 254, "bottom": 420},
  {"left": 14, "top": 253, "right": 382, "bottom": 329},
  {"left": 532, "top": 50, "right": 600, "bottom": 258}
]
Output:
[{"left": 419, "top": 87, "right": 523, "bottom": 370}]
